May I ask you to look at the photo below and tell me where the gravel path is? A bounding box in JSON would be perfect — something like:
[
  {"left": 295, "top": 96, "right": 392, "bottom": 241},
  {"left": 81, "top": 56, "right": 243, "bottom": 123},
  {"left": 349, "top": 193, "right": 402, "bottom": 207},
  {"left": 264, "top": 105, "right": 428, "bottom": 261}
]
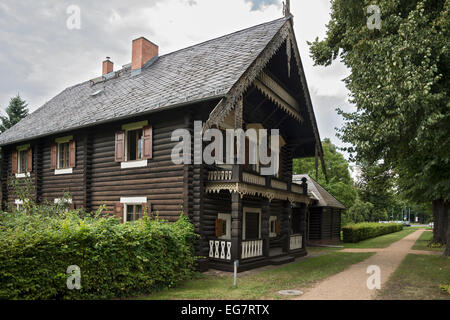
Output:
[{"left": 296, "top": 229, "right": 426, "bottom": 300}]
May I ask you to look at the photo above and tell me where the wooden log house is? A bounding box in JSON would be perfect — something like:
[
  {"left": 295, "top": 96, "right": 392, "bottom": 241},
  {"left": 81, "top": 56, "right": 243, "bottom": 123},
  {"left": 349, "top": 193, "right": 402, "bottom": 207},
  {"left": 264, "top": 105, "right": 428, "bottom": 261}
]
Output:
[
  {"left": 293, "top": 174, "right": 346, "bottom": 246},
  {"left": 0, "top": 11, "right": 329, "bottom": 271}
]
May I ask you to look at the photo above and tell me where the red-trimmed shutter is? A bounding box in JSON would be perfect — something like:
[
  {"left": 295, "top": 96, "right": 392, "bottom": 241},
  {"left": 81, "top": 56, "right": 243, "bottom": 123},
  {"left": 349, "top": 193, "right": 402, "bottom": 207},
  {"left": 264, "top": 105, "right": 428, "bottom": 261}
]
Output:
[
  {"left": 115, "top": 202, "right": 124, "bottom": 223},
  {"left": 115, "top": 131, "right": 125, "bottom": 162},
  {"left": 27, "top": 148, "right": 33, "bottom": 172},
  {"left": 69, "top": 140, "right": 76, "bottom": 168},
  {"left": 143, "top": 125, "right": 153, "bottom": 160},
  {"left": 11, "top": 151, "right": 18, "bottom": 174},
  {"left": 50, "top": 144, "right": 57, "bottom": 170}
]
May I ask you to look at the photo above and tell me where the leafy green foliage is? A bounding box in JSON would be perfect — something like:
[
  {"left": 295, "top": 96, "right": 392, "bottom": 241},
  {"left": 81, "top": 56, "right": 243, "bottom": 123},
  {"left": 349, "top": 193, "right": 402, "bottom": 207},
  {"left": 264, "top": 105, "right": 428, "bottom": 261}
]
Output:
[
  {"left": 344, "top": 198, "right": 374, "bottom": 225},
  {"left": 309, "top": 0, "right": 450, "bottom": 202},
  {"left": 0, "top": 94, "right": 29, "bottom": 133},
  {"left": 293, "top": 139, "right": 358, "bottom": 209},
  {"left": 0, "top": 208, "right": 196, "bottom": 300},
  {"left": 342, "top": 222, "right": 403, "bottom": 243}
]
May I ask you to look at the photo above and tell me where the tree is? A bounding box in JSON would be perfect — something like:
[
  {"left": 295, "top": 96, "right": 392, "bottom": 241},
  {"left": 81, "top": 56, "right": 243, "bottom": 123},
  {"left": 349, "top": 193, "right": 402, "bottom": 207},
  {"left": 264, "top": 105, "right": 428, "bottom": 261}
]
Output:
[
  {"left": 309, "top": 0, "right": 449, "bottom": 255},
  {"left": 345, "top": 198, "right": 374, "bottom": 225},
  {"left": 357, "top": 161, "right": 396, "bottom": 222},
  {"left": 293, "top": 138, "right": 358, "bottom": 209},
  {"left": 0, "top": 94, "right": 29, "bottom": 133}
]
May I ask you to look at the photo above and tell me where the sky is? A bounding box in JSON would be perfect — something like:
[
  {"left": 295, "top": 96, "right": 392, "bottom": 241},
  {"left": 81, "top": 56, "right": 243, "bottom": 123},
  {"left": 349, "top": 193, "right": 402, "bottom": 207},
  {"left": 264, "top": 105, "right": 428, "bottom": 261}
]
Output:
[{"left": 0, "top": 0, "right": 356, "bottom": 171}]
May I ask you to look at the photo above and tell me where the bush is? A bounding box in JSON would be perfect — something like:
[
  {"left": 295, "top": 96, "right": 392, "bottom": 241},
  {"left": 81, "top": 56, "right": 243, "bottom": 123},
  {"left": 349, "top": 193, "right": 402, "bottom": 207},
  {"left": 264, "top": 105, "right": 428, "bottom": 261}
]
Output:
[
  {"left": 342, "top": 222, "right": 403, "bottom": 243},
  {"left": 0, "top": 209, "right": 196, "bottom": 300}
]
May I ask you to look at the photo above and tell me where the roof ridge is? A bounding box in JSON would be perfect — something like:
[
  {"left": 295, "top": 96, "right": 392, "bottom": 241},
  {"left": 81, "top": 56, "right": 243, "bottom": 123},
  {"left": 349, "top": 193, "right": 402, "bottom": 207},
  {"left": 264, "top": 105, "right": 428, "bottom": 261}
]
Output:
[{"left": 159, "top": 17, "right": 288, "bottom": 59}]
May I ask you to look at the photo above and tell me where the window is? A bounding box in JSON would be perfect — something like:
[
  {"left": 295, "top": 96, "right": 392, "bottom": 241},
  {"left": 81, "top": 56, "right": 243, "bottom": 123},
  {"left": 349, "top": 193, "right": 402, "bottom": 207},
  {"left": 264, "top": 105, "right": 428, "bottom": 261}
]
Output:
[
  {"left": 116, "top": 121, "right": 152, "bottom": 169},
  {"left": 243, "top": 208, "right": 261, "bottom": 240},
  {"left": 216, "top": 213, "right": 231, "bottom": 240},
  {"left": 291, "top": 212, "right": 303, "bottom": 235},
  {"left": 52, "top": 136, "right": 75, "bottom": 174},
  {"left": 58, "top": 142, "right": 70, "bottom": 169},
  {"left": 269, "top": 216, "right": 279, "bottom": 238},
  {"left": 120, "top": 197, "right": 148, "bottom": 222},
  {"left": 127, "top": 128, "right": 143, "bottom": 161},
  {"left": 18, "top": 149, "right": 28, "bottom": 174},
  {"left": 13, "top": 145, "right": 32, "bottom": 177},
  {"left": 126, "top": 204, "right": 143, "bottom": 222}
]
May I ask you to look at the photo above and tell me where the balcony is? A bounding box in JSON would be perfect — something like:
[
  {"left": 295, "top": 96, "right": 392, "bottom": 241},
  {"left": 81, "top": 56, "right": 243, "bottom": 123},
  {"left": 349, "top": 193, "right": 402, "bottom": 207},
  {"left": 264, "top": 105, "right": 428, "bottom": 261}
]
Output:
[{"left": 205, "top": 165, "right": 310, "bottom": 204}]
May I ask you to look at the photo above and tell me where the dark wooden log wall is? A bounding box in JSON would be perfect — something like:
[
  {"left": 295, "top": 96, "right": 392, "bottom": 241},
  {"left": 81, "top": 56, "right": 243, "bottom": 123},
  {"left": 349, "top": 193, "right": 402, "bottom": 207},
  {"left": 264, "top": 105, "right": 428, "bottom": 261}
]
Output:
[{"left": 88, "top": 114, "right": 186, "bottom": 221}]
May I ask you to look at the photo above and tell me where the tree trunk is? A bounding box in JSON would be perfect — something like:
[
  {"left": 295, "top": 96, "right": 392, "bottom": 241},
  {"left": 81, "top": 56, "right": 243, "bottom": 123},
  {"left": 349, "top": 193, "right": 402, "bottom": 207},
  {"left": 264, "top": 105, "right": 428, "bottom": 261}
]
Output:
[
  {"left": 433, "top": 200, "right": 447, "bottom": 244},
  {"left": 445, "top": 202, "right": 450, "bottom": 257}
]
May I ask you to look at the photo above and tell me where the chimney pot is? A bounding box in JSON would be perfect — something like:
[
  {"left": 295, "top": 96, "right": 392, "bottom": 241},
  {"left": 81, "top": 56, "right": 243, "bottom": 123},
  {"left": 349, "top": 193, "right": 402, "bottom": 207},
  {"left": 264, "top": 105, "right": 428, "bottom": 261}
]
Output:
[
  {"left": 102, "top": 58, "right": 114, "bottom": 76},
  {"left": 132, "top": 37, "right": 159, "bottom": 71}
]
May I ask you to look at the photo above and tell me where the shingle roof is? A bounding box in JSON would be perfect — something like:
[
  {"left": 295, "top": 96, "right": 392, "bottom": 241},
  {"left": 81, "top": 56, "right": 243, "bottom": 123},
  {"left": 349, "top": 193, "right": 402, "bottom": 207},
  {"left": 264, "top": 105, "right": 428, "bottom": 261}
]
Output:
[
  {"left": 0, "top": 17, "right": 288, "bottom": 146},
  {"left": 293, "top": 174, "right": 346, "bottom": 209}
]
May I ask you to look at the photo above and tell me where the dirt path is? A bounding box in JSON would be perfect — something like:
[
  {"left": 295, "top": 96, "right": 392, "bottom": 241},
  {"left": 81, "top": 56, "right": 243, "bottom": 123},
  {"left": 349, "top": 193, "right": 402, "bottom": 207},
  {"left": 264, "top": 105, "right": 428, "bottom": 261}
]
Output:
[{"left": 296, "top": 229, "right": 426, "bottom": 300}]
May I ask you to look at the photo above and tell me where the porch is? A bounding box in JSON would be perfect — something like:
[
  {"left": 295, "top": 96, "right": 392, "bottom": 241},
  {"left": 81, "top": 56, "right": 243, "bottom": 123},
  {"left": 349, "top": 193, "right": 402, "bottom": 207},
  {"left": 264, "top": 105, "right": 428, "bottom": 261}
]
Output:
[{"left": 204, "top": 165, "right": 311, "bottom": 272}]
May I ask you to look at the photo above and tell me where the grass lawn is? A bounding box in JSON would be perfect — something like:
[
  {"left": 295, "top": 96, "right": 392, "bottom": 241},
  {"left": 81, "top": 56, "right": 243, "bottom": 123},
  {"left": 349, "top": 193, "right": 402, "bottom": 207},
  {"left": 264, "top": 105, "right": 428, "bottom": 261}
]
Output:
[
  {"left": 412, "top": 231, "right": 445, "bottom": 252},
  {"left": 378, "top": 254, "right": 450, "bottom": 300},
  {"left": 139, "top": 252, "right": 373, "bottom": 300},
  {"left": 343, "top": 228, "right": 417, "bottom": 249}
]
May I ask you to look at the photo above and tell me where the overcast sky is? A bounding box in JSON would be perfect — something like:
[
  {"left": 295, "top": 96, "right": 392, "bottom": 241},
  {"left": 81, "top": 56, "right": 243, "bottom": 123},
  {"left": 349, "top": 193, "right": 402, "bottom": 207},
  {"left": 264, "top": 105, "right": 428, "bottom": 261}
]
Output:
[{"left": 0, "top": 0, "right": 355, "bottom": 165}]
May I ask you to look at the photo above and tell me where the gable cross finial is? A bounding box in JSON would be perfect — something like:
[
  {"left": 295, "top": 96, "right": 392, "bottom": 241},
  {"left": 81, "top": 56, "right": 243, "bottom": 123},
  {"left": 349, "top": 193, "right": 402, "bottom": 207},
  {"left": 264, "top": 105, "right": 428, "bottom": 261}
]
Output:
[{"left": 283, "top": 0, "right": 291, "bottom": 18}]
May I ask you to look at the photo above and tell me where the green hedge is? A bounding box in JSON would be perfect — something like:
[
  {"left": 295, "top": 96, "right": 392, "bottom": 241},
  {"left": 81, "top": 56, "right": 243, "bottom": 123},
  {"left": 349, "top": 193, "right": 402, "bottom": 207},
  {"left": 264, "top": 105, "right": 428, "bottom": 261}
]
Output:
[
  {"left": 0, "top": 211, "right": 196, "bottom": 300},
  {"left": 342, "top": 223, "right": 403, "bottom": 243}
]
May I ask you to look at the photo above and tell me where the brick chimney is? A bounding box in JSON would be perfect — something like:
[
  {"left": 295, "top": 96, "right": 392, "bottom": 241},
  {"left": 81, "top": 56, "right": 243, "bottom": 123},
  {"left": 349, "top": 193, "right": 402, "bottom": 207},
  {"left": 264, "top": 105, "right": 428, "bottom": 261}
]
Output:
[
  {"left": 102, "top": 57, "right": 114, "bottom": 75},
  {"left": 132, "top": 37, "right": 159, "bottom": 71}
]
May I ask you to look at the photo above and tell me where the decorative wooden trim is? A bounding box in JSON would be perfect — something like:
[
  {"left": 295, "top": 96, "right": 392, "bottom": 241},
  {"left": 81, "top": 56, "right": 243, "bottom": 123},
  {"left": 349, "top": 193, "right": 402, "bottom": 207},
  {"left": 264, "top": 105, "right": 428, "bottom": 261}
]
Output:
[
  {"left": 204, "top": 20, "right": 292, "bottom": 130},
  {"left": 205, "top": 182, "right": 311, "bottom": 204}
]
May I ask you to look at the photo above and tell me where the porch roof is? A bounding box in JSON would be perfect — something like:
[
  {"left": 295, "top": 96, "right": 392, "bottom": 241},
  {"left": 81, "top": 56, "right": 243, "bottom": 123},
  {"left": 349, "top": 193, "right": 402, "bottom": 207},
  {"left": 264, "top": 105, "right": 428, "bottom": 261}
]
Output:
[{"left": 293, "top": 174, "right": 346, "bottom": 210}]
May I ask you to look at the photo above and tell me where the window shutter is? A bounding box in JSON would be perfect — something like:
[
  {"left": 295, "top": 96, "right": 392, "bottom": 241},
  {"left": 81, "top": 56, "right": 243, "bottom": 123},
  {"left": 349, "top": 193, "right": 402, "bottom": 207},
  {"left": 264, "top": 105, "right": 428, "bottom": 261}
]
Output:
[
  {"left": 115, "top": 131, "right": 125, "bottom": 162},
  {"left": 11, "top": 151, "right": 18, "bottom": 174},
  {"left": 27, "top": 148, "right": 33, "bottom": 172},
  {"left": 275, "top": 219, "right": 281, "bottom": 234},
  {"left": 115, "top": 202, "right": 124, "bottom": 223},
  {"left": 50, "top": 144, "right": 57, "bottom": 170},
  {"left": 215, "top": 219, "right": 224, "bottom": 238},
  {"left": 142, "top": 125, "right": 153, "bottom": 160},
  {"left": 69, "top": 140, "right": 76, "bottom": 168}
]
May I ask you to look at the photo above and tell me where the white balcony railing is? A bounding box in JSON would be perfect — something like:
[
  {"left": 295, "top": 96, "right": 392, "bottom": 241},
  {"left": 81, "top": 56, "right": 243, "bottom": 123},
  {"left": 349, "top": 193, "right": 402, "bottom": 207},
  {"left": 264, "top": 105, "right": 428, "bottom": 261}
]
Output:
[
  {"left": 209, "top": 240, "right": 232, "bottom": 260},
  {"left": 208, "top": 170, "right": 233, "bottom": 181},
  {"left": 290, "top": 235, "right": 303, "bottom": 250},
  {"left": 241, "top": 240, "right": 263, "bottom": 259}
]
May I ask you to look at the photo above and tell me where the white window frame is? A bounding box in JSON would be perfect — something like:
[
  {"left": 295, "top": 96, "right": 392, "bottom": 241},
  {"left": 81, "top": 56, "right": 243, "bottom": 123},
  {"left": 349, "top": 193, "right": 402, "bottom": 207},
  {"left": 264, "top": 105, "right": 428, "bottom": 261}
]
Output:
[
  {"left": 217, "top": 213, "right": 231, "bottom": 240},
  {"left": 121, "top": 121, "right": 148, "bottom": 169},
  {"left": 120, "top": 197, "right": 147, "bottom": 222},
  {"left": 269, "top": 216, "right": 278, "bottom": 238},
  {"left": 54, "top": 136, "right": 74, "bottom": 175},
  {"left": 242, "top": 207, "right": 262, "bottom": 240},
  {"left": 16, "top": 144, "right": 31, "bottom": 178}
]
